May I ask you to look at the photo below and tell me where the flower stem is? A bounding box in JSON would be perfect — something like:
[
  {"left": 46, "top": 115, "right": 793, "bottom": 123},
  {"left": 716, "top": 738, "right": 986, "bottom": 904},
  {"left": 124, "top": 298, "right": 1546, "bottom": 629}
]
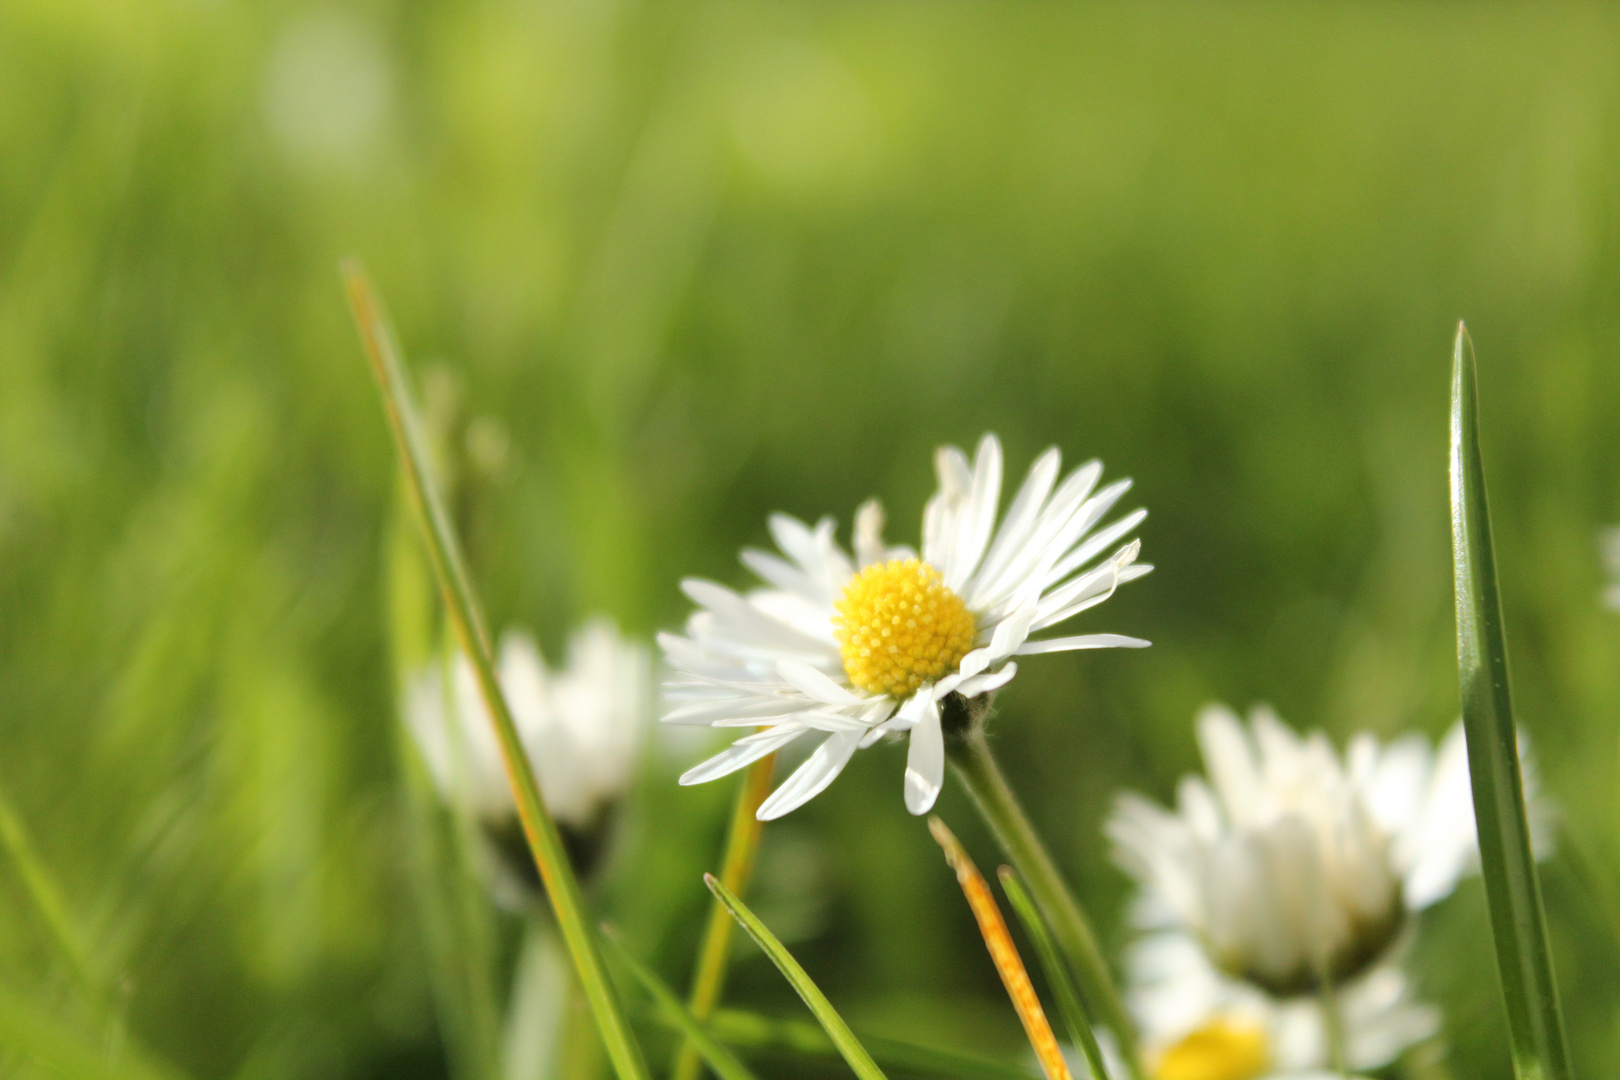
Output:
[
  {"left": 670, "top": 754, "right": 776, "bottom": 1080},
  {"left": 1319, "top": 978, "right": 1347, "bottom": 1077},
  {"left": 946, "top": 730, "right": 1141, "bottom": 1079}
]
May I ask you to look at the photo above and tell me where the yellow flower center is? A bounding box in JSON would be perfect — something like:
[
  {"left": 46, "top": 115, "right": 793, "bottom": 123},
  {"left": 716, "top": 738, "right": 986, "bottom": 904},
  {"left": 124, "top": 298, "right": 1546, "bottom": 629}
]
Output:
[
  {"left": 834, "top": 558, "right": 977, "bottom": 697},
  {"left": 1152, "top": 1020, "right": 1269, "bottom": 1080}
]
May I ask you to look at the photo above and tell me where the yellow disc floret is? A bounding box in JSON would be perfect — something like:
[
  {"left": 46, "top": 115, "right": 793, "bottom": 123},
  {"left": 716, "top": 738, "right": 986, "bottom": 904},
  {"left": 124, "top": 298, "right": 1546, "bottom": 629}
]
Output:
[
  {"left": 1152, "top": 1020, "right": 1269, "bottom": 1080},
  {"left": 834, "top": 558, "right": 976, "bottom": 697}
]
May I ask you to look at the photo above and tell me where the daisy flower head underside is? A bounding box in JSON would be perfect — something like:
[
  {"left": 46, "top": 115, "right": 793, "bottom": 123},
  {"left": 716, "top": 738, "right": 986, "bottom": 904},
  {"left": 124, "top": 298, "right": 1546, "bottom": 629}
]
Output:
[
  {"left": 1109, "top": 705, "right": 1483, "bottom": 998},
  {"left": 661, "top": 433, "right": 1152, "bottom": 821},
  {"left": 405, "top": 618, "right": 649, "bottom": 830}
]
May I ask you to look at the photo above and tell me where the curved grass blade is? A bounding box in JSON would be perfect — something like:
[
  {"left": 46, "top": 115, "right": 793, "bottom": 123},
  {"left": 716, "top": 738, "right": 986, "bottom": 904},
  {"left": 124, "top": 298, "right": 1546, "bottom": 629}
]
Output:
[
  {"left": 671, "top": 754, "right": 775, "bottom": 1080},
  {"left": 928, "top": 818, "right": 1071, "bottom": 1080},
  {"left": 1449, "top": 323, "right": 1571, "bottom": 1080},
  {"left": 600, "top": 926, "right": 761, "bottom": 1080},
  {"left": 998, "top": 868, "right": 1111, "bottom": 1080},
  {"left": 703, "top": 873, "right": 888, "bottom": 1080},
  {"left": 345, "top": 263, "right": 649, "bottom": 1080},
  {"left": 677, "top": 1009, "right": 1039, "bottom": 1080}
]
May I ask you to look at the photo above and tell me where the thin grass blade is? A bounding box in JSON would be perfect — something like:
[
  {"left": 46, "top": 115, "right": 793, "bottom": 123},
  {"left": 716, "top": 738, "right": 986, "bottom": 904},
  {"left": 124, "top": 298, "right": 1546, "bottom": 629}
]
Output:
[
  {"left": 671, "top": 754, "right": 775, "bottom": 1080},
  {"left": 345, "top": 263, "right": 649, "bottom": 1080},
  {"left": 1450, "top": 323, "right": 1571, "bottom": 1080},
  {"left": 928, "top": 818, "right": 1071, "bottom": 1080},
  {"left": 998, "top": 868, "right": 1111, "bottom": 1080},
  {"left": 600, "top": 925, "right": 761, "bottom": 1080},
  {"left": 0, "top": 780, "right": 104, "bottom": 1010},
  {"left": 0, "top": 978, "right": 182, "bottom": 1080},
  {"left": 703, "top": 873, "right": 888, "bottom": 1080},
  {"left": 702, "top": 1009, "right": 1038, "bottom": 1080}
]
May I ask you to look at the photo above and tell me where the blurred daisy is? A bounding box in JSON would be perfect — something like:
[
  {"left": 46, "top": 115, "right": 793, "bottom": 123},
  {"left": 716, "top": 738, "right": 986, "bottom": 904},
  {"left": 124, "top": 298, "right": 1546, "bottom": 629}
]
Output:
[
  {"left": 405, "top": 618, "right": 649, "bottom": 879},
  {"left": 1108, "top": 705, "right": 1492, "bottom": 997},
  {"left": 1602, "top": 527, "right": 1620, "bottom": 610},
  {"left": 662, "top": 434, "right": 1151, "bottom": 820},
  {"left": 1124, "top": 930, "right": 1434, "bottom": 1080}
]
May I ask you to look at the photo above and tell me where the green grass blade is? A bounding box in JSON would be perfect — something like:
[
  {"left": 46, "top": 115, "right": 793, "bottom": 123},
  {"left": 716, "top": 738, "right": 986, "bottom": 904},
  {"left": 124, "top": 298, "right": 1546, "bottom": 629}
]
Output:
[
  {"left": 0, "top": 779, "right": 104, "bottom": 1010},
  {"left": 704, "top": 1009, "right": 1038, "bottom": 1080},
  {"left": 600, "top": 926, "right": 762, "bottom": 1080},
  {"left": 344, "top": 263, "right": 650, "bottom": 1080},
  {"left": 997, "top": 869, "right": 1111, "bottom": 1080},
  {"left": 703, "top": 873, "right": 888, "bottom": 1080},
  {"left": 671, "top": 754, "right": 775, "bottom": 1080},
  {"left": 1449, "top": 323, "right": 1571, "bottom": 1080},
  {"left": 0, "top": 977, "right": 183, "bottom": 1080}
]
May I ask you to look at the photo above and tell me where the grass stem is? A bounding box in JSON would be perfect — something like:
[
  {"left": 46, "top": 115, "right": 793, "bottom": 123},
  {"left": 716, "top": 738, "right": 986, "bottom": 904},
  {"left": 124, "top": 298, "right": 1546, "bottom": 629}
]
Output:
[{"left": 945, "top": 729, "right": 1141, "bottom": 1079}]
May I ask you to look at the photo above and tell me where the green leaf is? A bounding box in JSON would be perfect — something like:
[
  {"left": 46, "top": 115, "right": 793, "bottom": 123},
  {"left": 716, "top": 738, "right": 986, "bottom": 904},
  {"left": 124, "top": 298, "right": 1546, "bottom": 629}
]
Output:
[
  {"left": 345, "top": 264, "right": 650, "bottom": 1080},
  {"left": 706, "top": 1009, "right": 1038, "bottom": 1080},
  {"left": 998, "top": 868, "right": 1112, "bottom": 1080},
  {"left": 1449, "top": 323, "right": 1571, "bottom": 1080},
  {"left": 599, "top": 925, "right": 762, "bottom": 1080},
  {"left": 703, "top": 873, "right": 888, "bottom": 1080}
]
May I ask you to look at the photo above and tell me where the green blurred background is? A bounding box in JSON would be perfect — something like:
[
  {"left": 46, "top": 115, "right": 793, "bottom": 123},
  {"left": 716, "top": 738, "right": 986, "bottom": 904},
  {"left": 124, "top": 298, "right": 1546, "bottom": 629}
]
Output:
[{"left": 3, "top": 0, "right": 1620, "bottom": 1077}]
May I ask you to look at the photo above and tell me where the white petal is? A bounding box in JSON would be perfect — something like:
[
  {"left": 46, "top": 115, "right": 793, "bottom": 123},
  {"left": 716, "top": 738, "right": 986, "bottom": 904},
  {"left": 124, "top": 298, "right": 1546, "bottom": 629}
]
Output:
[
  {"left": 853, "top": 499, "right": 888, "bottom": 568},
  {"left": 775, "top": 659, "right": 863, "bottom": 706},
  {"left": 1015, "top": 634, "right": 1151, "bottom": 655},
  {"left": 903, "top": 696, "right": 945, "bottom": 815},
  {"left": 953, "top": 662, "right": 1018, "bottom": 698},
  {"left": 970, "top": 446, "right": 1060, "bottom": 601},
  {"left": 1045, "top": 507, "right": 1147, "bottom": 585},
  {"left": 767, "top": 513, "right": 822, "bottom": 569},
  {"left": 679, "top": 726, "right": 804, "bottom": 786},
  {"left": 946, "top": 434, "right": 1002, "bottom": 592},
  {"left": 741, "top": 548, "right": 822, "bottom": 601},
  {"left": 970, "top": 459, "right": 1102, "bottom": 610},
  {"left": 756, "top": 730, "right": 863, "bottom": 820}
]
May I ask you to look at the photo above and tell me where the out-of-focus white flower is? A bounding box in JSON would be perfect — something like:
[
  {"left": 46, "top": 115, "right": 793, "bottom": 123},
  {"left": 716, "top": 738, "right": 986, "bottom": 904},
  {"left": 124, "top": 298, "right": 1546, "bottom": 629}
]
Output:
[
  {"left": 1602, "top": 527, "right": 1620, "bottom": 610},
  {"left": 662, "top": 434, "right": 1151, "bottom": 820},
  {"left": 1125, "top": 931, "right": 1433, "bottom": 1080},
  {"left": 405, "top": 618, "right": 649, "bottom": 830},
  {"left": 1109, "top": 706, "right": 1489, "bottom": 996}
]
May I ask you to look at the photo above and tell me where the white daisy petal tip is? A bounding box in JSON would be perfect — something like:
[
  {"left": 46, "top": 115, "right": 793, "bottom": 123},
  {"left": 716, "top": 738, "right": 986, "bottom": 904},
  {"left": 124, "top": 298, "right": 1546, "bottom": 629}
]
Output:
[{"left": 902, "top": 698, "right": 944, "bottom": 815}]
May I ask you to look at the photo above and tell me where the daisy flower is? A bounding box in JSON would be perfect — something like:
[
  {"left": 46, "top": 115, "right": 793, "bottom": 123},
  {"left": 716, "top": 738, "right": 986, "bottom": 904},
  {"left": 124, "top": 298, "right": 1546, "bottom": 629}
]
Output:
[
  {"left": 662, "top": 434, "right": 1151, "bottom": 820},
  {"left": 1123, "top": 930, "right": 1436, "bottom": 1080},
  {"left": 405, "top": 618, "right": 649, "bottom": 833},
  {"left": 1108, "top": 705, "right": 1530, "bottom": 998}
]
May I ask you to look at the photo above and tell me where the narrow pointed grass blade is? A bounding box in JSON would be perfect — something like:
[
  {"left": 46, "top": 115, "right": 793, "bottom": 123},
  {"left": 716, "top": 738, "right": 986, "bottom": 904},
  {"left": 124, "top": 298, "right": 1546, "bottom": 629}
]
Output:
[
  {"left": 345, "top": 264, "right": 649, "bottom": 1080},
  {"left": 600, "top": 926, "right": 761, "bottom": 1080},
  {"left": 703, "top": 873, "right": 888, "bottom": 1080},
  {"left": 928, "top": 818, "right": 1071, "bottom": 1080},
  {"left": 704, "top": 1009, "right": 1038, "bottom": 1080},
  {"left": 1449, "top": 323, "right": 1571, "bottom": 1080},
  {"left": 387, "top": 508, "right": 503, "bottom": 1080},
  {"left": 998, "top": 868, "right": 1111, "bottom": 1080},
  {"left": 671, "top": 754, "right": 775, "bottom": 1080}
]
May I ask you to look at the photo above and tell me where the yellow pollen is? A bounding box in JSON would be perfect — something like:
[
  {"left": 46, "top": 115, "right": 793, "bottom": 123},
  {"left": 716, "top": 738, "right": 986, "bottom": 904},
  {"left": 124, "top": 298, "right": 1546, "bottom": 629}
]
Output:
[
  {"left": 834, "top": 558, "right": 976, "bottom": 697},
  {"left": 1153, "top": 1020, "right": 1269, "bottom": 1080}
]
